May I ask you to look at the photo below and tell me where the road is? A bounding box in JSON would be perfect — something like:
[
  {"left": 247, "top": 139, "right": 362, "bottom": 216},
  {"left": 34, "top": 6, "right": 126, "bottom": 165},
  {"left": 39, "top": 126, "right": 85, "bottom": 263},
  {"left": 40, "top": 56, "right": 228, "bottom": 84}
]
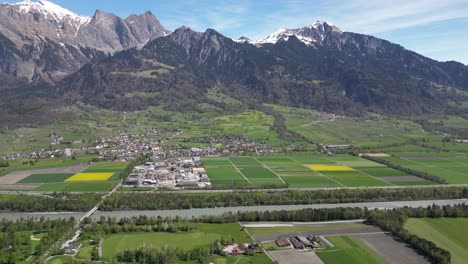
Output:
[{"left": 41, "top": 181, "right": 122, "bottom": 259}]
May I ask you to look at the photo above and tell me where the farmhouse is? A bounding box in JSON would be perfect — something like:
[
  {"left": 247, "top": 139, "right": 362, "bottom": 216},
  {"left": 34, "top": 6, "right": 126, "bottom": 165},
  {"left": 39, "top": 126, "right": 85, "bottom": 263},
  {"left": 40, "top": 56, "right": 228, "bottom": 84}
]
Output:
[
  {"left": 223, "top": 243, "right": 245, "bottom": 255},
  {"left": 275, "top": 238, "right": 290, "bottom": 247},
  {"left": 124, "top": 174, "right": 139, "bottom": 185},
  {"left": 290, "top": 237, "right": 304, "bottom": 249},
  {"left": 65, "top": 243, "right": 81, "bottom": 253},
  {"left": 324, "top": 144, "right": 353, "bottom": 150},
  {"left": 297, "top": 236, "right": 313, "bottom": 248}
]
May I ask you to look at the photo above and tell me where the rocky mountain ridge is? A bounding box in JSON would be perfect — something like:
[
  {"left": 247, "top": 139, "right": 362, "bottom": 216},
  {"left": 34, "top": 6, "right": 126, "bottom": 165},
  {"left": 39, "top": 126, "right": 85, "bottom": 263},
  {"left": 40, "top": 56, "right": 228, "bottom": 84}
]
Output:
[
  {"left": 58, "top": 25, "right": 468, "bottom": 116},
  {"left": 0, "top": 0, "right": 169, "bottom": 82},
  {"left": 0, "top": 1, "right": 467, "bottom": 119}
]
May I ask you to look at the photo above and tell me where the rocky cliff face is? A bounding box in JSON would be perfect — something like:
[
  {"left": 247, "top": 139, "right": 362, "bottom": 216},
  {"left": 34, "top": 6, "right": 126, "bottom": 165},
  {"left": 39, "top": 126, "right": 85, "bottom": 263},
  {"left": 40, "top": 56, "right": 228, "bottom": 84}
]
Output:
[
  {"left": 0, "top": 0, "right": 169, "bottom": 83},
  {"left": 58, "top": 25, "right": 468, "bottom": 116}
]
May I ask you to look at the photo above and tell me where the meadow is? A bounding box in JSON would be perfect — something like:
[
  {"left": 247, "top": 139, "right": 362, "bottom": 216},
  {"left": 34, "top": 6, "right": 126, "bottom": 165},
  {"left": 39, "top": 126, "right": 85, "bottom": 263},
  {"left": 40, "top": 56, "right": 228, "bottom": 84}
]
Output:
[
  {"left": 382, "top": 152, "right": 468, "bottom": 184},
  {"left": 2, "top": 161, "right": 124, "bottom": 192},
  {"left": 83, "top": 162, "right": 129, "bottom": 172},
  {"left": 404, "top": 218, "right": 468, "bottom": 264},
  {"left": 316, "top": 236, "right": 387, "bottom": 264},
  {"left": 100, "top": 223, "right": 267, "bottom": 263},
  {"left": 269, "top": 104, "right": 442, "bottom": 149},
  {"left": 203, "top": 154, "right": 433, "bottom": 188},
  {"left": 17, "top": 173, "right": 74, "bottom": 183}
]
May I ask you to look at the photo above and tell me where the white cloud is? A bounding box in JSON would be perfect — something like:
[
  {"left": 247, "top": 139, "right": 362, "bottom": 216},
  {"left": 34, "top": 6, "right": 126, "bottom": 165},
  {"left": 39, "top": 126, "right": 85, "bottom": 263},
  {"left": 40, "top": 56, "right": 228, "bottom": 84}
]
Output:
[{"left": 265, "top": 0, "right": 468, "bottom": 35}]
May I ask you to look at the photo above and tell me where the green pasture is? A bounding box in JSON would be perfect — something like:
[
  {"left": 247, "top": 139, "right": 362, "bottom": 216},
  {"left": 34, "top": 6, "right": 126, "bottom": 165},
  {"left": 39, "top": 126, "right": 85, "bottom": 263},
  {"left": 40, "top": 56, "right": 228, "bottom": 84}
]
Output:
[
  {"left": 270, "top": 104, "right": 440, "bottom": 148},
  {"left": 0, "top": 194, "right": 17, "bottom": 201},
  {"left": 289, "top": 156, "right": 335, "bottom": 164},
  {"left": 17, "top": 173, "right": 74, "bottom": 184},
  {"left": 283, "top": 176, "right": 340, "bottom": 188},
  {"left": 404, "top": 218, "right": 468, "bottom": 264},
  {"left": 356, "top": 167, "right": 410, "bottom": 177},
  {"left": 322, "top": 171, "right": 392, "bottom": 187},
  {"left": 203, "top": 154, "right": 424, "bottom": 188},
  {"left": 268, "top": 165, "right": 312, "bottom": 172},
  {"left": 83, "top": 162, "right": 129, "bottom": 172},
  {"left": 256, "top": 156, "right": 299, "bottom": 165},
  {"left": 316, "top": 236, "right": 387, "bottom": 264},
  {"left": 101, "top": 223, "right": 251, "bottom": 259},
  {"left": 248, "top": 178, "right": 284, "bottom": 185},
  {"left": 202, "top": 158, "right": 233, "bottom": 166},
  {"left": 238, "top": 166, "right": 278, "bottom": 179},
  {"left": 204, "top": 163, "right": 249, "bottom": 187},
  {"left": 229, "top": 157, "right": 262, "bottom": 166},
  {"left": 383, "top": 153, "right": 468, "bottom": 184}
]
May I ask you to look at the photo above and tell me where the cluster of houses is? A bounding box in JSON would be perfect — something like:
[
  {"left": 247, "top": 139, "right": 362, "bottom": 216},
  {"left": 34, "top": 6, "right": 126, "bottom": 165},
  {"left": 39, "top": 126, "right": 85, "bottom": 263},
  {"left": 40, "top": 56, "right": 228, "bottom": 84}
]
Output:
[
  {"left": 3, "top": 128, "right": 278, "bottom": 163},
  {"left": 223, "top": 243, "right": 260, "bottom": 256},
  {"left": 181, "top": 135, "right": 274, "bottom": 155},
  {"left": 275, "top": 235, "right": 321, "bottom": 251},
  {"left": 124, "top": 157, "right": 211, "bottom": 189},
  {"left": 3, "top": 148, "right": 74, "bottom": 161},
  {"left": 49, "top": 132, "right": 65, "bottom": 145},
  {"left": 93, "top": 132, "right": 275, "bottom": 161}
]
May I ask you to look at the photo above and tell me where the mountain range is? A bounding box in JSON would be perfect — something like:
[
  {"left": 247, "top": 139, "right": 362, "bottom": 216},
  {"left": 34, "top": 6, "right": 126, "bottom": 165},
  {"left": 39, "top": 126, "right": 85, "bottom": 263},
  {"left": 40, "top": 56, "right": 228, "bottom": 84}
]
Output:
[
  {"left": 0, "top": 0, "right": 168, "bottom": 83},
  {"left": 1, "top": 0, "right": 468, "bottom": 123}
]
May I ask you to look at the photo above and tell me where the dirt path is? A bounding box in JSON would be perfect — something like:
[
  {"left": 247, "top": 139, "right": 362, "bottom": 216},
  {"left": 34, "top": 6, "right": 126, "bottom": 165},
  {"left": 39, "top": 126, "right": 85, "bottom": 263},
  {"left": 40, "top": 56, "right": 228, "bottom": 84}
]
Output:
[{"left": 0, "top": 164, "right": 88, "bottom": 185}]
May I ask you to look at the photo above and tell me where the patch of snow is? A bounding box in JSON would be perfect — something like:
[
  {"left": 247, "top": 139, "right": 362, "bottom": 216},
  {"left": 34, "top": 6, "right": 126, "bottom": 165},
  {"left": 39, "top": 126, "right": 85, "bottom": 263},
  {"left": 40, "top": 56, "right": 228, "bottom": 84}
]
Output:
[
  {"left": 254, "top": 27, "right": 315, "bottom": 45},
  {"left": 8, "top": 0, "right": 91, "bottom": 30},
  {"left": 253, "top": 21, "right": 342, "bottom": 46}
]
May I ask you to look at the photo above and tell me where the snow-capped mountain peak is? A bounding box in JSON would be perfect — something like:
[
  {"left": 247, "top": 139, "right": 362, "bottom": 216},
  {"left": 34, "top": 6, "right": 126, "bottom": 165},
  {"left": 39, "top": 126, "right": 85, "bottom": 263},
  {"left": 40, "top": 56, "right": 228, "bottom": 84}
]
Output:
[
  {"left": 234, "top": 36, "right": 252, "bottom": 43},
  {"left": 9, "top": 0, "right": 90, "bottom": 28},
  {"left": 254, "top": 21, "right": 342, "bottom": 46}
]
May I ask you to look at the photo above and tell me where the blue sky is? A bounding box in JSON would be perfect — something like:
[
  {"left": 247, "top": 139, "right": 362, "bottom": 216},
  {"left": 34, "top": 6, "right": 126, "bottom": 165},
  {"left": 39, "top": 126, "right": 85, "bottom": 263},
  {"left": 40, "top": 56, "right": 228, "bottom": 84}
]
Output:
[{"left": 9, "top": 0, "right": 468, "bottom": 64}]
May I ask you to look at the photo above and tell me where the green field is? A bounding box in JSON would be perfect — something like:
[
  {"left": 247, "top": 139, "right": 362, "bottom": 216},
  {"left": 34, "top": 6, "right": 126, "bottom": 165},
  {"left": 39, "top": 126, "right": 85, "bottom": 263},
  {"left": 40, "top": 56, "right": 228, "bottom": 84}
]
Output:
[
  {"left": 356, "top": 167, "right": 410, "bottom": 177},
  {"left": 282, "top": 176, "right": 341, "bottom": 188},
  {"left": 382, "top": 153, "right": 468, "bottom": 184},
  {"left": 83, "top": 162, "right": 129, "bottom": 172},
  {"left": 321, "top": 171, "right": 392, "bottom": 187},
  {"left": 270, "top": 104, "right": 443, "bottom": 149},
  {"left": 0, "top": 194, "right": 17, "bottom": 201},
  {"left": 17, "top": 173, "right": 75, "bottom": 183},
  {"left": 316, "top": 236, "right": 388, "bottom": 264},
  {"left": 33, "top": 181, "right": 116, "bottom": 192},
  {"left": 404, "top": 218, "right": 468, "bottom": 264},
  {"left": 229, "top": 157, "right": 262, "bottom": 166},
  {"left": 203, "top": 155, "right": 433, "bottom": 188},
  {"left": 1, "top": 160, "right": 124, "bottom": 191},
  {"left": 0, "top": 155, "right": 96, "bottom": 172},
  {"left": 101, "top": 223, "right": 256, "bottom": 260},
  {"left": 204, "top": 163, "right": 249, "bottom": 186}
]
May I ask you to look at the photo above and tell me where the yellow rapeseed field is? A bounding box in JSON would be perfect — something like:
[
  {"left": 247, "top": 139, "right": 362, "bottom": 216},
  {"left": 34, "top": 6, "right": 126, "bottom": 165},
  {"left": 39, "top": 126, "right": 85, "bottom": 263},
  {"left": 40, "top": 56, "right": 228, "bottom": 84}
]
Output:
[
  {"left": 307, "top": 165, "right": 354, "bottom": 171},
  {"left": 65, "top": 173, "right": 114, "bottom": 182}
]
